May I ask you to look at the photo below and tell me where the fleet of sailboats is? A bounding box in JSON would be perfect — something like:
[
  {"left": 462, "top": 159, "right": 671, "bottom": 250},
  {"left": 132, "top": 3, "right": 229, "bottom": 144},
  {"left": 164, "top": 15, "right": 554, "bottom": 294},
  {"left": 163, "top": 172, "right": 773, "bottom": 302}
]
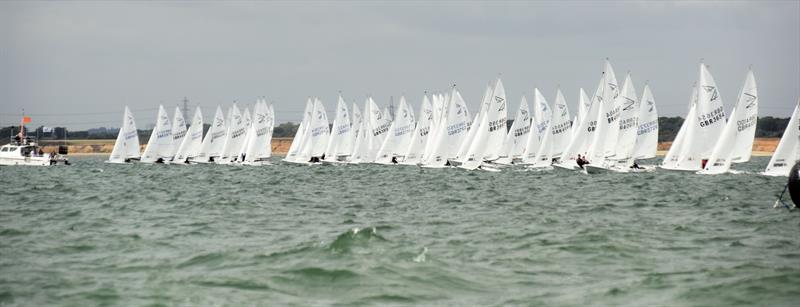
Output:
[
  {"left": 107, "top": 60, "right": 795, "bottom": 174},
  {"left": 108, "top": 100, "right": 275, "bottom": 165}
]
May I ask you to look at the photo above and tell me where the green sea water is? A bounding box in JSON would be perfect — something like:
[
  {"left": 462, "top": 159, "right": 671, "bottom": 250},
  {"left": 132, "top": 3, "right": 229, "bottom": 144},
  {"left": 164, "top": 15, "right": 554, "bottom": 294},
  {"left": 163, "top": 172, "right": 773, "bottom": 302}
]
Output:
[{"left": 1, "top": 156, "right": 798, "bottom": 306}]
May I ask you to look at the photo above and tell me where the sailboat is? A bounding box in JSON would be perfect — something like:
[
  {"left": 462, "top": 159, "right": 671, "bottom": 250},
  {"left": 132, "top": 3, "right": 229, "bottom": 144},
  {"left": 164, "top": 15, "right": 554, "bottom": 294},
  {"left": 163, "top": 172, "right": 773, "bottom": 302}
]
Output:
[
  {"left": 763, "top": 98, "right": 800, "bottom": 176},
  {"left": 107, "top": 106, "right": 141, "bottom": 164},
  {"left": 459, "top": 79, "right": 508, "bottom": 170},
  {"left": 521, "top": 88, "right": 552, "bottom": 164},
  {"left": 173, "top": 106, "right": 204, "bottom": 164},
  {"left": 242, "top": 100, "right": 275, "bottom": 165},
  {"left": 168, "top": 107, "right": 187, "bottom": 161},
  {"left": 700, "top": 69, "right": 758, "bottom": 174},
  {"left": 294, "top": 98, "right": 330, "bottom": 164},
  {"left": 421, "top": 88, "right": 471, "bottom": 168},
  {"left": 586, "top": 73, "right": 643, "bottom": 173},
  {"left": 495, "top": 96, "right": 531, "bottom": 165},
  {"left": 323, "top": 95, "right": 354, "bottom": 163},
  {"left": 363, "top": 98, "right": 391, "bottom": 163},
  {"left": 400, "top": 94, "right": 434, "bottom": 165},
  {"left": 661, "top": 63, "right": 727, "bottom": 171},
  {"left": 236, "top": 106, "right": 253, "bottom": 163},
  {"left": 375, "top": 96, "right": 416, "bottom": 164},
  {"left": 528, "top": 88, "right": 572, "bottom": 170},
  {"left": 454, "top": 85, "right": 491, "bottom": 164},
  {"left": 555, "top": 85, "right": 600, "bottom": 171},
  {"left": 195, "top": 106, "right": 226, "bottom": 163},
  {"left": 140, "top": 105, "right": 173, "bottom": 163},
  {"left": 347, "top": 99, "right": 371, "bottom": 164},
  {"left": 217, "top": 104, "right": 246, "bottom": 164},
  {"left": 583, "top": 60, "right": 621, "bottom": 172},
  {"left": 632, "top": 84, "right": 659, "bottom": 161},
  {"left": 284, "top": 99, "right": 313, "bottom": 164}
]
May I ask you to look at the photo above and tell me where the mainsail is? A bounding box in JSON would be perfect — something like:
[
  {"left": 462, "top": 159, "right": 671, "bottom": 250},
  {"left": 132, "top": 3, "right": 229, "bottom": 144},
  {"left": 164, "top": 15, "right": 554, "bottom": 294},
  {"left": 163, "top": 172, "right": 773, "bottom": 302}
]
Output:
[
  {"left": 402, "top": 95, "right": 434, "bottom": 165},
  {"left": 140, "top": 105, "right": 173, "bottom": 163},
  {"left": 108, "top": 106, "right": 141, "bottom": 163},
  {"left": 633, "top": 84, "right": 658, "bottom": 160},
  {"left": 243, "top": 100, "right": 275, "bottom": 164},
  {"left": 197, "top": 106, "right": 226, "bottom": 162},
  {"left": 764, "top": 99, "right": 800, "bottom": 176},
  {"left": 666, "top": 63, "right": 727, "bottom": 171},
  {"left": 499, "top": 96, "right": 531, "bottom": 162},
  {"left": 284, "top": 99, "right": 313, "bottom": 163},
  {"left": 701, "top": 70, "right": 758, "bottom": 174},
  {"left": 324, "top": 95, "right": 353, "bottom": 162},
  {"left": 174, "top": 106, "right": 204, "bottom": 163},
  {"left": 375, "top": 96, "right": 416, "bottom": 164}
]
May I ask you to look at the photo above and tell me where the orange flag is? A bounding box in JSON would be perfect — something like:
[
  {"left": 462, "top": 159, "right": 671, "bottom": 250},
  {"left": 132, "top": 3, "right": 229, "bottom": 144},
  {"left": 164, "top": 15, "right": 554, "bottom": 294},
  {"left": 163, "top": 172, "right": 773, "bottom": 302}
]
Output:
[{"left": 22, "top": 116, "right": 31, "bottom": 123}]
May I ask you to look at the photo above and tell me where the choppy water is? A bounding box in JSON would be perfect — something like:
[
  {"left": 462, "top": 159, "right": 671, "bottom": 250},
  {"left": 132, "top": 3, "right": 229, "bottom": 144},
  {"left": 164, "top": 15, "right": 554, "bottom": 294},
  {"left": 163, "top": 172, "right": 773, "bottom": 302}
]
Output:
[{"left": 1, "top": 156, "right": 799, "bottom": 306}]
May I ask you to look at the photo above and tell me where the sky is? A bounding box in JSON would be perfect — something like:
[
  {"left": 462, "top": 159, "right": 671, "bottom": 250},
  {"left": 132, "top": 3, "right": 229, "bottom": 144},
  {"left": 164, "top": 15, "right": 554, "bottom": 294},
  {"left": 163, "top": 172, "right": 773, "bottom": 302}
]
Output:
[{"left": 1, "top": 0, "right": 798, "bottom": 129}]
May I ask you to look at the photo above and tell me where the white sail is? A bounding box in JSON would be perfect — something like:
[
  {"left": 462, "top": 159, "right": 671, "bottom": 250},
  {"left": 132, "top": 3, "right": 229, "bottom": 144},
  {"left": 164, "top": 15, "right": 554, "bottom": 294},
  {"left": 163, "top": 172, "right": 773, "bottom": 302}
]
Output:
[
  {"left": 673, "top": 63, "right": 727, "bottom": 171},
  {"left": 611, "top": 73, "right": 640, "bottom": 164},
  {"left": 522, "top": 89, "right": 551, "bottom": 164},
  {"left": 461, "top": 79, "right": 508, "bottom": 169},
  {"left": 529, "top": 89, "right": 573, "bottom": 167},
  {"left": 764, "top": 99, "right": 800, "bottom": 176},
  {"left": 499, "top": 96, "right": 531, "bottom": 161},
  {"left": 348, "top": 99, "right": 371, "bottom": 163},
  {"left": 346, "top": 102, "right": 365, "bottom": 162},
  {"left": 309, "top": 98, "right": 330, "bottom": 158},
  {"left": 633, "top": 85, "right": 658, "bottom": 159},
  {"left": 236, "top": 106, "right": 253, "bottom": 162},
  {"left": 702, "top": 70, "right": 758, "bottom": 174},
  {"left": 456, "top": 85, "right": 492, "bottom": 161},
  {"left": 243, "top": 100, "right": 275, "bottom": 164},
  {"left": 108, "top": 106, "right": 140, "bottom": 163},
  {"left": 323, "top": 95, "right": 353, "bottom": 162},
  {"left": 197, "top": 106, "right": 226, "bottom": 162},
  {"left": 662, "top": 85, "right": 698, "bottom": 169},
  {"left": 218, "top": 104, "right": 247, "bottom": 164},
  {"left": 532, "top": 88, "right": 552, "bottom": 144},
  {"left": 365, "top": 98, "right": 391, "bottom": 162},
  {"left": 423, "top": 93, "right": 446, "bottom": 161},
  {"left": 423, "top": 88, "right": 471, "bottom": 167},
  {"left": 549, "top": 88, "right": 572, "bottom": 158},
  {"left": 375, "top": 97, "right": 416, "bottom": 164},
  {"left": 350, "top": 102, "right": 363, "bottom": 150},
  {"left": 557, "top": 84, "right": 601, "bottom": 169},
  {"left": 284, "top": 99, "right": 313, "bottom": 163},
  {"left": 141, "top": 105, "right": 173, "bottom": 163},
  {"left": 168, "top": 107, "right": 187, "bottom": 160},
  {"left": 402, "top": 95, "right": 434, "bottom": 165},
  {"left": 174, "top": 106, "right": 204, "bottom": 163},
  {"left": 585, "top": 60, "right": 620, "bottom": 166}
]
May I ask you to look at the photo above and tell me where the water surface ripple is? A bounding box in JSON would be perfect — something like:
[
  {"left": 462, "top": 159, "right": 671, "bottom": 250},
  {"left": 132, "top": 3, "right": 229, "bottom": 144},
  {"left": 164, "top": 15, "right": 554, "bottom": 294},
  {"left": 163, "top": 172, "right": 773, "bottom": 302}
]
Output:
[{"left": 1, "top": 157, "right": 798, "bottom": 306}]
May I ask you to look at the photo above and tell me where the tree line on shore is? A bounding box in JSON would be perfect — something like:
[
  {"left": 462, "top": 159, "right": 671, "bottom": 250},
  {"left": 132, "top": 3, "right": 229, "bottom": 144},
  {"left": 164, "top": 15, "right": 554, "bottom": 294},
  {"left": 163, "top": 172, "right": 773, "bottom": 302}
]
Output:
[{"left": 0, "top": 116, "right": 791, "bottom": 145}]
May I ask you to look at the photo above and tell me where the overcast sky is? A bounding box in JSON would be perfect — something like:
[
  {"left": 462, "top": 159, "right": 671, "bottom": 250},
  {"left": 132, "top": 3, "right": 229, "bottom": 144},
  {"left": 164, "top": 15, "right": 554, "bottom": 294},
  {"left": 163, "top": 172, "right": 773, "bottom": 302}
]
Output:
[{"left": 1, "top": 0, "right": 798, "bottom": 129}]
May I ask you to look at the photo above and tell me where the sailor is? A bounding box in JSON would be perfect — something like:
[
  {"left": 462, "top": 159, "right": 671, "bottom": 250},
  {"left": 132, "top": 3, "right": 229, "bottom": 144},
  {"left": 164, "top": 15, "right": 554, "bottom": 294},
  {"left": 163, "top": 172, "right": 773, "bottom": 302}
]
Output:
[
  {"left": 630, "top": 161, "right": 643, "bottom": 169},
  {"left": 391, "top": 156, "right": 398, "bottom": 164},
  {"left": 576, "top": 154, "right": 589, "bottom": 169}
]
